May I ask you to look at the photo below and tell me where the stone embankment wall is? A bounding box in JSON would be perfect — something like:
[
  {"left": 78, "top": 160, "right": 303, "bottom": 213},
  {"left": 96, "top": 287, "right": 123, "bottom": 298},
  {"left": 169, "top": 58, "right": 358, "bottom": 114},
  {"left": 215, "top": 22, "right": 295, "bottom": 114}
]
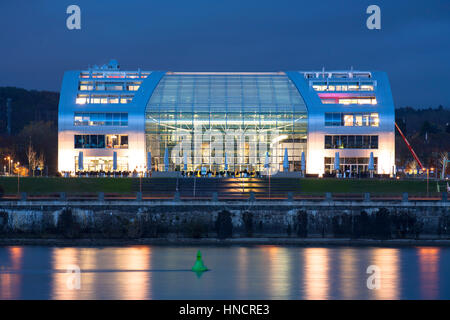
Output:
[{"left": 0, "top": 200, "right": 449, "bottom": 240}]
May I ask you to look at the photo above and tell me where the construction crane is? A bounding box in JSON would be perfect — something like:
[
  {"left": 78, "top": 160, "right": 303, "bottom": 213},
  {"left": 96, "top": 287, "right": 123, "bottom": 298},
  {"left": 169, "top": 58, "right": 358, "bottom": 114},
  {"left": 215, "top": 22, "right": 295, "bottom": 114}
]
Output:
[{"left": 395, "top": 122, "right": 425, "bottom": 171}]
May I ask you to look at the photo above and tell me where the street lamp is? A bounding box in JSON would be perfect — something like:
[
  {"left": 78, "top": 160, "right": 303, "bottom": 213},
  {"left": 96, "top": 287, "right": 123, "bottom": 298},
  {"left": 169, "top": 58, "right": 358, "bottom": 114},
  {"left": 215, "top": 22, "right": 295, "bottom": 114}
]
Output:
[
  {"left": 17, "top": 162, "right": 20, "bottom": 194},
  {"left": 4, "top": 157, "right": 8, "bottom": 174},
  {"left": 5, "top": 156, "right": 12, "bottom": 175},
  {"left": 3, "top": 157, "right": 7, "bottom": 174}
]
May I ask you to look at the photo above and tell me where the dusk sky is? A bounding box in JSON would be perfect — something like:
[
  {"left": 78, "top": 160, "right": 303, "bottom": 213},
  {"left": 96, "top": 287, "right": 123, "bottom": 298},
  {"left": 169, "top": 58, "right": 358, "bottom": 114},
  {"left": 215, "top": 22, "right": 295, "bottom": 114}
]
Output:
[{"left": 0, "top": 0, "right": 449, "bottom": 108}]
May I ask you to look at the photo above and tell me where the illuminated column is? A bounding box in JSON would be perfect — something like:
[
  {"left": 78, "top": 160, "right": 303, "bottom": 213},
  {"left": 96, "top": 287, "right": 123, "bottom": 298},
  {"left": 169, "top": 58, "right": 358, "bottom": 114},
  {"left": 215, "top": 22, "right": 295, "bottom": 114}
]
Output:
[
  {"left": 258, "top": 131, "right": 268, "bottom": 172},
  {"left": 225, "top": 131, "right": 235, "bottom": 169},
  {"left": 269, "top": 129, "right": 281, "bottom": 174},
  {"left": 244, "top": 129, "right": 258, "bottom": 169},
  {"left": 204, "top": 129, "right": 223, "bottom": 169},
  {"left": 235, "top": 129, "right": 245, "bottom": 168},
  {"left": 193, "top": 124, "right": 202, "bottom": 169},
  {"left": 170, "top": 129, "right": 192, "bottom": 167}
]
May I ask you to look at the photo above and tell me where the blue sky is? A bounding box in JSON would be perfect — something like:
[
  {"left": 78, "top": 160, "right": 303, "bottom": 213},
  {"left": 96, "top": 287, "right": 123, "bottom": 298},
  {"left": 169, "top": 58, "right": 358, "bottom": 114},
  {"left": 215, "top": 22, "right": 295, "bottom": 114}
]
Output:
[{"left": 0, "top": 0, "right": 449, "bottom": 108}]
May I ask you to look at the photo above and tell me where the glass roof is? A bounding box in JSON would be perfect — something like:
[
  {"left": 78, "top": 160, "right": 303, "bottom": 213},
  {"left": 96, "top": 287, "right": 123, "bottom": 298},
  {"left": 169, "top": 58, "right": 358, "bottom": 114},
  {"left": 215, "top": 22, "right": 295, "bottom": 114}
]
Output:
[{"left": 146, "top": 74, "right": 307, "bottom": 114}]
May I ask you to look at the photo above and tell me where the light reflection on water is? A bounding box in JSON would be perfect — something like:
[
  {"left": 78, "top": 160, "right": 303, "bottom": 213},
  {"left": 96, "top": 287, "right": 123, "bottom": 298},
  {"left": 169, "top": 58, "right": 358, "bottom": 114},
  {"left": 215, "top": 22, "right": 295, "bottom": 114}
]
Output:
[
  {"left": 371, "top": 248, "right": 400, "bottom": 300},
  {"left": 51, "top": 246, "right": 152, "bottom": 300},
  {"left": 339, "top": 248, "right": 357, "bottom": 299},
  {"left": 0, "top": 246, "right": 23, "bottom": 299},
  {"left": 417, "top": 247, "right": 440, "bottom": 299},
  {"left": 304, "top": 248, "right": 329, "bottom": 300},
  {"left": 0, "top": 245, "right": 449, "bottom": 300}
]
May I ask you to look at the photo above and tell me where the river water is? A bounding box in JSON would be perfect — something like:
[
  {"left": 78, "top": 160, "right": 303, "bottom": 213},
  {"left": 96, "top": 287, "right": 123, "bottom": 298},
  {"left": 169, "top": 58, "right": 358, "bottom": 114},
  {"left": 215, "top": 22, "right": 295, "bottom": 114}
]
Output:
[{"left": 0, "top": 245, "right": 449, "bottom": 299}]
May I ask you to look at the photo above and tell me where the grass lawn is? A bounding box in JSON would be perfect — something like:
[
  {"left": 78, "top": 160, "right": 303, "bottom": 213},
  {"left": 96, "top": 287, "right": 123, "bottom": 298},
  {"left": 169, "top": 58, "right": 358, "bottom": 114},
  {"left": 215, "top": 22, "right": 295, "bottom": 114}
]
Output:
[
  {"left": 0, "top": 176, "right": 438, "bottom": 194},
  {"left": 0, "top": 177, "right": 134, "bottom": 194},
  {"left": 285, "top": 178, "right": 432, "bottom": 194}
]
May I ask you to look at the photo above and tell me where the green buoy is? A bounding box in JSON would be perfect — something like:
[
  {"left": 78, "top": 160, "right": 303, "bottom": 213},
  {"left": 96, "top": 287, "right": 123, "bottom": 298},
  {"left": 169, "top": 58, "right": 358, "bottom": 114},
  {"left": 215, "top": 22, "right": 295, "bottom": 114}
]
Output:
[{"left": 191, "top": 250, "right": 208, "bottom": 272}]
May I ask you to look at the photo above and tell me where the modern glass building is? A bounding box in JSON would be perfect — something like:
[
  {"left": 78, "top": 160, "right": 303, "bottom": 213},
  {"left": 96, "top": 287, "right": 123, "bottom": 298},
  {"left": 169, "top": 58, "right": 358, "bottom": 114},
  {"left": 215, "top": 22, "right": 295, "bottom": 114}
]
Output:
[
  {"left": 146, "top": 72, "right": 307, "bottom": 172},
  {"left": 58, "top": 61, "right": 395, "bottom": 175}
]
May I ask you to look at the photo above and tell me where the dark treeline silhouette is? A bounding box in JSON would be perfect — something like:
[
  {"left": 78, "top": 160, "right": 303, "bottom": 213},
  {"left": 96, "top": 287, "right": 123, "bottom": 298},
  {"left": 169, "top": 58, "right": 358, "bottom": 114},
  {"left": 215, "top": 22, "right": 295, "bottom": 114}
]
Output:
[
  {"left": 0, "top": 87, "right": 58, "bottom": 174},
  {"left": 395, "top": 106, "right": 450, "bottom": 172}
]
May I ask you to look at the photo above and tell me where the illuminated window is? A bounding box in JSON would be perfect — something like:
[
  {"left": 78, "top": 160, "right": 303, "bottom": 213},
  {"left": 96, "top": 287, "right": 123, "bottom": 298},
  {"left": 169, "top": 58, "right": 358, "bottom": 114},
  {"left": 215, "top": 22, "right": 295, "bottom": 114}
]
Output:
[
  {"left": 324, "top": 157, "right": 378, "bottom": 174},
  {"left": 370, "top": 113, "right": 379, "bottom": 126},
  {"left": 339, "top": 99, "right": 355, "bottom": 105},
  {"left": 75, "top": 156, "right": 128, "bottom": 172},
  {"left": 74, "top": 113, "right": 128, "bottom": 126},
  {"left": 76, "top": 94, "right": 133, "bottom": 104},
  {"left": 313, "top": 80, "right": 375, "bottom": 93},
  {"left": 344, "top": 114, "right": 354, "bottom": 126},
  {"left": 74, "top": 113, "right": 84, "bottom": 125},
  {"left": 362, "top": 114, "right": 370, "bottom": 126},
  {"left": 324, "top": 112, "right": 379, "bottom": 127},
  {"left": 74, "top": 134, "right": 128, "bottom": 149},
  {"left": 74, "top": 135, "right": 105, "bottom": 149},
  {"left": 105, "top": 73, "right": 125, "bottom": 79},
  {"left": 337, "top": 97, "right": 376, "bottom": 105},
  {"left": 360, "top": 85, "right": 374, "bottom": 91},
  {"left": 324, "top": 135, "right": 378, "bottom": 149},
  {"left": 354, "top": 114, "right": 363, "bottom": 126},
  {"left": 347, "top": 82, "right": 359, "bottom": 91},
  {"left": 106, "top": 84, "right": 123, "bottom": 91},
  {"left": 79, "top": 81, "right": 94, "bottom": 91},
  {"left": 106, "top": 134, "right": 128, "bottom": 149},
  {"left": 312, "top": 82, "right": 327, "bottom": 91},
  {"left": 75, "top": 95, "right": 88, "bottom": 104},
  {"left": 336, "top": 85, "right": 348, "bottom": 91},
  {"left": 313, "top": 85, "right": 328, "bottom": 91},
  {"left": 120, "top": 95, "right": 134, "bottom": 104}
]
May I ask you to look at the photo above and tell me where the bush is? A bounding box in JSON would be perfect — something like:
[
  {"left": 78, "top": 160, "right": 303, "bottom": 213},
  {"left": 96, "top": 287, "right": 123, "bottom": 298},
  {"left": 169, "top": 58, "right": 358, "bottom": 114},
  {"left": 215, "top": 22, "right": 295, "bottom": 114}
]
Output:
[
  {"left": 296, "top": 210, "right": 308, "bottom": 237},
  {"left": 438, "top": 214, "right": 450, "bottom": 237},
  {"left": 373, "top": 208, "right": 391, "bottom": 239},
  {"left": 332, "top": 213, "right": 352, "bottom": 238},
  {"left": 242, "top": 211, "right": 253, "bottom": 237},
  {"left": 392, "top": 211, "right": 417, "bottom": 238},
  {"left": 127, "top": 218, "right": 143, "bottom": 238},
  {"left": 352, "top": 211, "right": 370, "bottom": 238},
  {"left": 185, "top": 218, "right": 208, "bottom": 238},
  {"left": 57, "top": 208, "right": 80, "bottom": 238},
  {"left": 99, "top": 213, "right": 129, "bottom": 238},
  {"left": 0, "top": 211, "right": 8, "bottom": 234},
  {"left": 215, "top": 210, "right": 233, "bottom": 239}
]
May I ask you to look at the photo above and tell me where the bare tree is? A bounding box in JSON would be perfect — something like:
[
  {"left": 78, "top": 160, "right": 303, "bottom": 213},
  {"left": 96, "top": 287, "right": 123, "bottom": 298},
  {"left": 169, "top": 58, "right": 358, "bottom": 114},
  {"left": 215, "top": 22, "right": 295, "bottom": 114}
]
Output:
[
  {"left": 406, "top": 159, "right": 418, "bottom": 173},
  {"left": 37, "top": 153, "right": 45, "bottom": 173},
  {"left": 438, "top": 152, "right": 449, "bottom": 180},
  {"left": 26, "top": 141, "right": 38, "bottom": 176}
]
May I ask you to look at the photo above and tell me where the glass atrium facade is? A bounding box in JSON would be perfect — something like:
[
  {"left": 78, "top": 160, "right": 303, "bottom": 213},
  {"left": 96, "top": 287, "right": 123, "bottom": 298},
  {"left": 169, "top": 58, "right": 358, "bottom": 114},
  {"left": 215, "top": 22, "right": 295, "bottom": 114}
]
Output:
[{"left": 145, "top": 73, "right": 308, "bottom": 172}]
